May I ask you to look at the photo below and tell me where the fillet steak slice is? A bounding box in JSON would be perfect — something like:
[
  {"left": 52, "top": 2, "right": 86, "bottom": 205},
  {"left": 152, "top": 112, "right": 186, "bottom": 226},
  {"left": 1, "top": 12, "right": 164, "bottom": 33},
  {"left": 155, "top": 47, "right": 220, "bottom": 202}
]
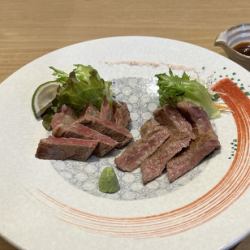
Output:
[
  {"left": 166, "top": 102, "right": 220, "bottom": 182},
  {"left": 35, "top": 136, "right": 98, "bottom": 161},
  {"left": 141, "top": 106, "right": 194, "bottom": 183},
  {"left": 61, "top": 123, "right": 118, "bottom": 157},
  {"left": 115, "top": 128, "right": 170, "bottom": 172},
  {"left": 77, "top": 114, "right": 133, "bottom": 148},
  {"left": 112, "top": 101, "right": 131, "bottom": 128},
  {"left": 51, "top": 105, "right": 77, "bottom": 136}
]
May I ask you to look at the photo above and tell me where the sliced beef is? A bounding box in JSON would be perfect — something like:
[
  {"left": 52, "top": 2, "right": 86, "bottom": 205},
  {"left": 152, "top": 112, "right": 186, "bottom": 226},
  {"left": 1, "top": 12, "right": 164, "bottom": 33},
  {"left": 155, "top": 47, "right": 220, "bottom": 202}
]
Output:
[
  {"left": 176, "top": 101, "right": 214, "bottom": 134},
  {"left": 141, "top": 106, "right": 194, "bottom": 183},
  {"left": 167, "top": 136, "right": 220, "bottom": 182},
  {"left": 77, "top": 114, "right": 133, "bottom": 148},
  {"left": 115, "top": 128, "right": 170, "bottom": 172},
  {"left": 100, "top": 98, "right": 113, "bottom": 121},
  {"left": 35, "top": 136, "right": 98, "bottom": 161},
  {"left": 51, "top": 105, "right": 77, "bottom": 136},
  {"left": 140, "top": 118, "right": 165, "bottom": 138},
  {"left": 61, "top": 123, "right": 118, "bottom": 157},
  {"left": 83, "top": 105, "right": 100, "bottom": 118},
  {"left": 153, "top": 105, "right": 195, "bottom": 139},
  {"left": 112, "top": 101, "right": 131, "bottom": 128},
  {"left": 141, "top": 135, "right": 191, "bottom": 184},
  {"left": 166, "top": 102, "right": 220, "bottom": 182}
]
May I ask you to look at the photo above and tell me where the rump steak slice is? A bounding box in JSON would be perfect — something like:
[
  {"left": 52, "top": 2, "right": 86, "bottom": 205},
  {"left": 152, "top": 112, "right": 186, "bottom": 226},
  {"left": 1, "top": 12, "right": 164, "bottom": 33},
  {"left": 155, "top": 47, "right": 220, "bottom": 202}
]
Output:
[
  {"left": 112, "top": 101, "right": 131, "bottom": 128},
  {"left": 77, "top": 114, "right": 133, "bottom": 148},
  {"left": 35, "top": 136, "right": 98, "bottom": 161},
  {"left": 166, "top": 102, "right": 220, "bottom": 182},
  {"left": 115, "top": 128, "right": 170, "bottom": 172},
  {"left": 51, "top": 105, "right": 77, "bottom": 136},
  {"left": 61, "top": 123, "right": 118, "bottom": 157},
  {"left": 140, "top": 106, "right": 194, "bottom": 183}
]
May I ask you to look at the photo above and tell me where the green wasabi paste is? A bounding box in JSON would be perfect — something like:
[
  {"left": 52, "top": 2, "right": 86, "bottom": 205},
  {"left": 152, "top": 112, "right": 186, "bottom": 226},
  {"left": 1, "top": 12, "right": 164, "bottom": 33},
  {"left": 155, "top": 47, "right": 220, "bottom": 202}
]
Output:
[{"left": 98, "top": 167, "right": 120, "bottom": 193}]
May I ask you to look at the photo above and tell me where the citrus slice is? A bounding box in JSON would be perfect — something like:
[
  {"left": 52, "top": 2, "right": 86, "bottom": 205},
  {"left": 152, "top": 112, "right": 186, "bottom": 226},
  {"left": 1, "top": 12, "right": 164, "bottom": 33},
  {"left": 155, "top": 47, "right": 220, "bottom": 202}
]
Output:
[{"left": 32, "top": 81, "right": 60, "bottom": 119}]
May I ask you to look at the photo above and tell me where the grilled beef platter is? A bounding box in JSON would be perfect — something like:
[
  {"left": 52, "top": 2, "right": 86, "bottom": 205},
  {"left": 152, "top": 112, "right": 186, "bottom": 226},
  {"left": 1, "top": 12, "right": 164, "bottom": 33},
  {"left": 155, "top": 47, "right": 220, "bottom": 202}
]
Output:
[{"left": 33, "top": 65, "right": 222, "bottom": 189}]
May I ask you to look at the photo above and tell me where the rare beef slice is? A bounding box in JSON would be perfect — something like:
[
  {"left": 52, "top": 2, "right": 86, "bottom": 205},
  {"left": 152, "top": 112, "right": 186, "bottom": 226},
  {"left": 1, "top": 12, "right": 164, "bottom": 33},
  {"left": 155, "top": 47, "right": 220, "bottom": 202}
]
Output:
[
  {"left": 115, "top": 128, "right": 170, "bottom": 172},
  {"left": 141, "top": 106, "right": 194, "bottom": 183},
  {"left": 166, "top": 102, "right": 220, "bottom": 182},
  {"left": 51, "top": 105, "right": 77, "bottom": 136},
  {"left": 153, "top": 105, "right": 195, "bottom": 139},
  {"left": 167, "top": 135, "right": 220, "bottom": 182},
  {"left": 36, "top": 136, "right": 98, "bottom": 161},
  {"left": 141, "top": 135, "right": 191, "bottom": 184},
  {"left": 140, "top": 118, "right": 166, "bottom": 138},
  {"left": 112, "top": 101, "right": 131, "bottom": 128},
  {"left": 61, "top": 123, "right": 118, "bottom": 157},
  {"left": 82, "top": 105, "right": 100, "bottom": 118},
  {"left": 77, "top": 114, "right": 132, "bottom": 148},
  {"left": 100, "top": 98, "right": 113, "bottom": 121}
]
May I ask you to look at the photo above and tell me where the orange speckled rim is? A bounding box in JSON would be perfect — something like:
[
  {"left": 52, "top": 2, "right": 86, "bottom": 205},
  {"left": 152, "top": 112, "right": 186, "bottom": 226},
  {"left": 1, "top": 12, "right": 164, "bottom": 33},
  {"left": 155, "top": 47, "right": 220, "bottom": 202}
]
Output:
[{"left": 37, "top": 78, "right": 250, "bottom": 238}]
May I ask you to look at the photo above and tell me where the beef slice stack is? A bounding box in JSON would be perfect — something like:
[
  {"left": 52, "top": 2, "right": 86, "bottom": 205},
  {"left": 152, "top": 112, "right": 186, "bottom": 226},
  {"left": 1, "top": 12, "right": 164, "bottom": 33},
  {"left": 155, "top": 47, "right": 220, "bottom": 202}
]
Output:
[
  {"left": 36, "top": 101, "right": 132, "bottom": 161},
  {"left": 115, "top": 102, "right": 220, "bottom": 183}
]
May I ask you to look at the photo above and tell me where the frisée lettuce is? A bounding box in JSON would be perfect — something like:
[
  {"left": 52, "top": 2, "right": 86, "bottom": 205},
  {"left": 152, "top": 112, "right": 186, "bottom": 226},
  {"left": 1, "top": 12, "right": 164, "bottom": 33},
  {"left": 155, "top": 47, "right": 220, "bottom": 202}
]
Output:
[
  {"left": 32, "top": 64, "right": 113, "bottom": 130},
  {"left": 50, "top": 64, "right": 112, "bottom": 112},
  {"left": 156, "top": 69, "right": 220, "bottom": 119}
]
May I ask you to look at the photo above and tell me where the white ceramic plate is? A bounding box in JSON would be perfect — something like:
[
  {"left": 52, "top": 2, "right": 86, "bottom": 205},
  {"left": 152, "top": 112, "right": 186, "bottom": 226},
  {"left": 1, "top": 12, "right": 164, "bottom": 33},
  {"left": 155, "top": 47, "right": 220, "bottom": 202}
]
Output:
[{"left": 0, "top": 36, "right": 249, "bottom": 250}]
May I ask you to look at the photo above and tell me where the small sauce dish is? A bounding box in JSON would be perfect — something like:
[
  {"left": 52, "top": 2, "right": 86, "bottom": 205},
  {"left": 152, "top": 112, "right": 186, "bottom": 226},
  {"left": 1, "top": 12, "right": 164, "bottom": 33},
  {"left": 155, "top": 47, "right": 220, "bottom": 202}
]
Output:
[{"left": 215, "top": 23, "right": 250, "bottom": 70}]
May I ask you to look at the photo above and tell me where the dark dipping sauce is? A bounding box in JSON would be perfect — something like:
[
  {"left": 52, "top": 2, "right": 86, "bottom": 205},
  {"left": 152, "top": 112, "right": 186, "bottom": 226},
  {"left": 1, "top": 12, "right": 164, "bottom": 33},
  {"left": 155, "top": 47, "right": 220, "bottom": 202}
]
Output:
[{"left": 233, "top": 42, "right": 250, "bottom": 56}]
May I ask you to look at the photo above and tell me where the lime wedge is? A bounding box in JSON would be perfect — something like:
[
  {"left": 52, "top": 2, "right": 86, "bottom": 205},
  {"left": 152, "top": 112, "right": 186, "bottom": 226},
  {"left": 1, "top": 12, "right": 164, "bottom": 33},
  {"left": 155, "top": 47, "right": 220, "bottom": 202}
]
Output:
[{"left": 32, "top": 81, "right": 60, "bottom": 119}]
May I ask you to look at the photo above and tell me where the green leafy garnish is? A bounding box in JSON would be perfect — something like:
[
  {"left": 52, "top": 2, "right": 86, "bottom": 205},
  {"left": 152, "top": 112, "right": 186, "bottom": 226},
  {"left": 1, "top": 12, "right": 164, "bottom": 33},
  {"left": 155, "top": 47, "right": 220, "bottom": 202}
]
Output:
[
  {"left": 34, "top": 64, "right": 113, "bottom": 130},
  {"left": 55, "top": 65, "right": 112, "bottom": 113},
  {"left": 98, "top": 167, "right": 120, "bottom": 194},
  {"left": 156, "top": 69, "right": 220, "bottom": 119},
  {"left": 211, "top": 93, "right": 220, "bottom": 101},
  {"left": 49, "top": 66, "right": 69, "bottom": 84}
]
